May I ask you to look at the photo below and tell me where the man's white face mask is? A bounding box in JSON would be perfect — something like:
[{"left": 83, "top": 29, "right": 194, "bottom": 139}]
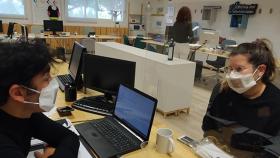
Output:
[
  {"left": 225, "top": 68, "right": 262, "bottom": 94},
  {"left": 22, "top": 79, "right": 59, "bottom": 112}
]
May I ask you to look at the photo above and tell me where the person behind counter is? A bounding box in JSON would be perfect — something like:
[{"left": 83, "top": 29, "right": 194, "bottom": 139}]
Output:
[
  {"left": 172, "top": 6, "right": 194, "bottom": 60},
  {"left": 0, "top": 40, "right": 79, "bottom": 158}
]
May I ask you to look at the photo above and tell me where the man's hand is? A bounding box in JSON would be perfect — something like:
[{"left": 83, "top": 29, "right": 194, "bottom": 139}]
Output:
[{"left": 34, "top": 147, "right": 56, "bottom": 158}]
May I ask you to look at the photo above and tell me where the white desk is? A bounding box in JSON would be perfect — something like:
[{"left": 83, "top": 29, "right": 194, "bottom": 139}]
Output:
[
  {"left": 128, "top": 36, "right": 152, "bottom": 40},
  {"left": 95, "top": 42, "right": 196, "bottom": 116}
]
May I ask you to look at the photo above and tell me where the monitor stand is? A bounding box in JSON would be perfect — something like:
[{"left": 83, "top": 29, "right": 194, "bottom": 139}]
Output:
[{"left": 51, "top": 31, "right": 59, "bottom": 37}]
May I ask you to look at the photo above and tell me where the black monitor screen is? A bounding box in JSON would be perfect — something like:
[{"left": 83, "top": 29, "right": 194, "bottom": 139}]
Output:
[
  {"left": 43, "top": 20, "right": 63, "bottom": 33},
  {"left": 0, "top": 20, "right": 3, "bottom": 32},
  {"left": 84, "top": 54, "right": 136, "bottom": 95},
  {"left": 68, "top": 42, "right": 86, "bottom": 80},
  {"left": 114, "top": 85, "right": 157, "bottom": 141},
  {"left": 7, "top": 22, "right": 15, "bottom": 37}
]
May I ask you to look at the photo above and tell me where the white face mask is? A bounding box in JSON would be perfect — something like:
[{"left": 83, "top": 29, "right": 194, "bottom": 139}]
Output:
[
  {"left": 225, "top": 68, "right": 261, "bottom": 94},
  {"left": 22, "top": 79, "right": 59, "bottom": 112}
]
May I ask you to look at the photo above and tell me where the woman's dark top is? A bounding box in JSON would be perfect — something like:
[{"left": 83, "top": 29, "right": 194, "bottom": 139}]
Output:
[
  {"left": 172, "top": 21, "right": 193, "bottom": 43},
  {"left": 202, "top": 83, "right": 280, "bottom": 136}
]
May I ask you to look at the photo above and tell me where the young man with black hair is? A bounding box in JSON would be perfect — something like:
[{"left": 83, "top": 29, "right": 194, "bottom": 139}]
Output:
[{"left": 0, "top": 40, "right": 79, "bottom": 158}]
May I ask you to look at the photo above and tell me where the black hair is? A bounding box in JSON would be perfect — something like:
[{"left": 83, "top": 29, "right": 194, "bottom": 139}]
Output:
[
  {"left": 229, "top": 38, "right": 276, "bottom": 84},
  {"left": 0, "top": 39, "right": 54, "bottom": 106}
]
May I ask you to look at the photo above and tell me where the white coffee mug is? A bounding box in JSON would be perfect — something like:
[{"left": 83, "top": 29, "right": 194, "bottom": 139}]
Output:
[{"left": 156, "top": 128, "right": 175, "bottom": 154}]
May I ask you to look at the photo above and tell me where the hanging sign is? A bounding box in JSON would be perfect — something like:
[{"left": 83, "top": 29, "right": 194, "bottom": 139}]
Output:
[{"left": 228, "top": 1, "right": 258, "bottom": 15}]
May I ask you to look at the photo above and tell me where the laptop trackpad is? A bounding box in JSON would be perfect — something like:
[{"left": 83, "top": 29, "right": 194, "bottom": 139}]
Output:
[{"left": 77, "top": 124, "right": 118, "bottom": 158}]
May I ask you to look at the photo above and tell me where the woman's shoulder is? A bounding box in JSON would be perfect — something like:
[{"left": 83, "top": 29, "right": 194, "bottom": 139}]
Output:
[{"left": 265, "top": 83, "right": 280, "bottom": 96}]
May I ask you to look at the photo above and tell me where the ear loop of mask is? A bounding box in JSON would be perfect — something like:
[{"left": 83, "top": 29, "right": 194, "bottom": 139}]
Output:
[
  {"left": 20, "top": 85, "right": 40, "bottom": 105},
  {"left": 252, "top": 67, "right": 262, "bottom": 82}
]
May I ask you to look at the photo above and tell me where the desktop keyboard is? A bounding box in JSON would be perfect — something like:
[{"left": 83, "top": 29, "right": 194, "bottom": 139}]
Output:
[
  {"left": 91, "top": 118, "right": 140, "bottom": 153},
  {"left": 72, "top": 97, "right": 114, "bottom": 116},
  {"left": 57, "top": 74, "right": 73, "bottom": 85}
]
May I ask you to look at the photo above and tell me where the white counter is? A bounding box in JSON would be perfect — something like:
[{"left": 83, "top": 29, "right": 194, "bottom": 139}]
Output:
[{"left": 95, "top": 42, "right": 196, "bottom": 113}]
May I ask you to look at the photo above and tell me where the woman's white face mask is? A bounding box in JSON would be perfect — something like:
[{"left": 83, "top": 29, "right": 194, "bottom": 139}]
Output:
[
  {"left": 21, "top": 79, "right": 59, "bottom": 112},
  {"left": 225, "top": 68, "right": 262, "bottom": 94}
]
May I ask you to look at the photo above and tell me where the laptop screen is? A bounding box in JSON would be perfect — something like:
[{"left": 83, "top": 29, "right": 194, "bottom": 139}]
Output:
[{"left": 114, "top": 85, "right": 157, "bottom": 141}]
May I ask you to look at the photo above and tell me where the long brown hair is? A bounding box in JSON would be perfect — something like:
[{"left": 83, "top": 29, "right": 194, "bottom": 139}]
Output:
[
  {"left": 176, "top": 6, "right": 192, "bottom": 23},
  {"left": 221, "top": 38, "right": 276, "bottom": 91}
]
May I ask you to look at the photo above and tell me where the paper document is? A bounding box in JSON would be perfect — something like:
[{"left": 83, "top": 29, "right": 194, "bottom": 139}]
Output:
[{"left": 195, "top": 143, "right": 233, "bottom": 158}]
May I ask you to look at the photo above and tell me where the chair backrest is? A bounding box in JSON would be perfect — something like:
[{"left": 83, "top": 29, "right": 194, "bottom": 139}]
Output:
[
  {"left": 123, "top": 35, "right": 130, "bottom": 45},
  {"left": 221, "top": 39, "right": 236, "bottom": 50},
  {"left": 147, "top": 45, "right": 157, "bottom": 52},
  {"left": 134, "top": 37, "right": 146, "bottom": 49},
  {"left": 216, "top": 56, "right": 226, "bottom": 66}
]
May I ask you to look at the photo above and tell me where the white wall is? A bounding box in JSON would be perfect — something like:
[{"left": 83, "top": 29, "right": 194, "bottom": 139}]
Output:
[
  {"left": 1, "top": 0, "right": 128, "bottom": 27},
  {"left": 174, "top": 0, "right": 280, "bottom": 58}
]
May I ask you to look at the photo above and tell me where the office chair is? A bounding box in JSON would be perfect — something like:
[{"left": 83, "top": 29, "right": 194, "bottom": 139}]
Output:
[
  {"left": 147, "top": 45, "right": 157, "bottom": 52},
  {"left": 123, "top": 35, "right": 131, "bottom": 46},
  {"left": 134, "top": 37, "right": 146, "bottom": 49},
  {"left": 204, "top": 40, "right": 236, "bottom": 82}
]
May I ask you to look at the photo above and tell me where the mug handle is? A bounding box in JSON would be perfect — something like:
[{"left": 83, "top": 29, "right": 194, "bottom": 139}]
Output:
[{"left": 168, "top": 137, "right": 175, "bottom": 153}]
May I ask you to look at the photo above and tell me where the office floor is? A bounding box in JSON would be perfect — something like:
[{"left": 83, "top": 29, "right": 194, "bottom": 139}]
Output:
[{"left": 155, "top": 69, "right": 218, "bottom": 141}]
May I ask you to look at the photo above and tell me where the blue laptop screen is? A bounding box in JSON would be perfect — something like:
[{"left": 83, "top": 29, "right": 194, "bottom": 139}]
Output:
[{"left": 114, "top": 85, "right": 156, "bottom": 140}]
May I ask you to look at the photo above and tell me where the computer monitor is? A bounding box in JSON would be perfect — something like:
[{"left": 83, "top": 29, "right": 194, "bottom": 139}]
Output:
[
  {"left": 0, "top": 20, "right": 3, "bottom": 33},
  {"left": 7, "top": 22, "right": 15, "bottom": 38},
  {"left": 114, "top": 84, "right": 157, "bottom": 141},
  {"left": 43, "top": 20, "right": 63, "bottom": 35},
  {"left": 21, "top": 25, "right": 28, "bottom": 41},
  {"left": 68, "top": 41, "right": 86, "bottom": 82},
  {"left": 83, "top": 54, "right": 136, "bottom": 101},
  {"left": 199, "top": 30, "right": 219, "bottom": 48}
]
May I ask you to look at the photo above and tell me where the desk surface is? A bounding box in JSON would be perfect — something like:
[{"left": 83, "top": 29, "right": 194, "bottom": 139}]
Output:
[
  {"left": 31, "top": 34, "right": 121, "bottom": 40},
  {"left": 197, "top": 48, "right": 230, "bottom": 59},
  {"left": 51, "top": 62, "right": 197, "bottom": 158},
  {"left": 128, "top": 36, "right": 152, "bottom": 40},
  {"left": 141, "top": 40, "right": 167, "bottom": 46}
]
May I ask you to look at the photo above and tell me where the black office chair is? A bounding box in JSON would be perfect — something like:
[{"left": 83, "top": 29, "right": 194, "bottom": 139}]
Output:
[{"left": 134, "top": 37, "right": 146, "bottom": 49}]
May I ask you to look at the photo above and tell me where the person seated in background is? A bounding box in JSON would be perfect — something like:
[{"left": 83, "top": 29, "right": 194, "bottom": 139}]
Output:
[
  {"left": 202, "top": 38, "right": 280, "bottom": 136},
  {"left": 0, "top": 40, "right": 79, "bottom": 158},
  {"left": 172, "top": 6, "right": 194, "bottom": 60}
]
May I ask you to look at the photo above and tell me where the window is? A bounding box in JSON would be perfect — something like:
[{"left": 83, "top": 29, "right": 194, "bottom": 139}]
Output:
[
  {"left": 0, "top": 0, "right": 25, "bottom": 17},
  {"left": 66, "top": 0, "right": 125, "bottom": 21}
]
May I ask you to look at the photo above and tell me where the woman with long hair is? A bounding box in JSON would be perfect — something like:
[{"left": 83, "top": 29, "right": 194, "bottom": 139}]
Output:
[{"left": 172, "top": 6, "right": 193, "bottom": 60}]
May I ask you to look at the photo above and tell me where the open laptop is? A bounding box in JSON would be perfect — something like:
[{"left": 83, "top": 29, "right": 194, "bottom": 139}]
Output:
[
  {"left": 75, "top": 84, "right": 158, "bottom": 158},
  {"left": 56, "top": 41, "right": 86, "bottom": 91}
]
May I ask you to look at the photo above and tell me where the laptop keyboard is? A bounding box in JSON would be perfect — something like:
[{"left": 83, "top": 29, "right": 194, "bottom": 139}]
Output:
[
  {"left": 72, "top": 97, "right": 114, "bottom": 116},
  {"left": 91, "top": 118, "right": 140, "bottom": 153}
]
